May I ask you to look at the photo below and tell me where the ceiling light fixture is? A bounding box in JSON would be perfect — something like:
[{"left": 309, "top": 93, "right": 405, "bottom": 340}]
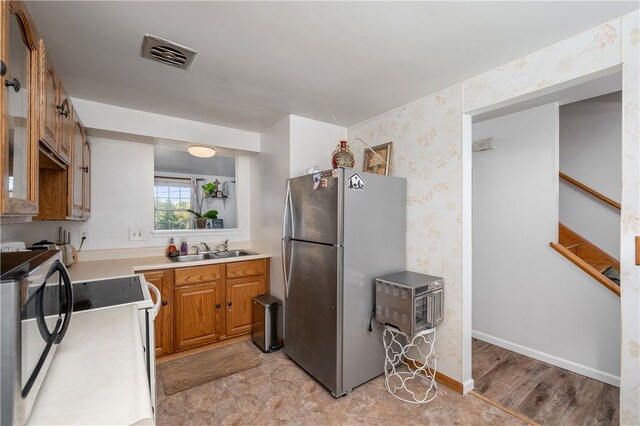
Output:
[{"left": 188, "top": 145, "right": 216, "bottom": 158}]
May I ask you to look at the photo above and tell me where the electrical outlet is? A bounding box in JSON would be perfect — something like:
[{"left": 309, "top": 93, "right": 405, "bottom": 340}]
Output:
[
  {"left": 129, "top": 227, "right": 144, "bottom": 241},
  {"left": 79, "top": 231, "right": 90, "bottom": 243}
]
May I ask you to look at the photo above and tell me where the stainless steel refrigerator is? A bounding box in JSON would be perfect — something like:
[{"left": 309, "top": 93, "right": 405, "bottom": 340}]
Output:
[{"left": 282, "top": 168, "right": 406, "bottom": 396}]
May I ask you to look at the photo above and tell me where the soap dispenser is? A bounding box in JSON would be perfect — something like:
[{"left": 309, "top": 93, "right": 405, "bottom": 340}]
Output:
[{"left": 180, "top": 240, "right": 188, "bottom": 255}]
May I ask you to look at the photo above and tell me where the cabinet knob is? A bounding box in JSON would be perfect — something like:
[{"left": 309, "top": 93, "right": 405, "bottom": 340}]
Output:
[
  {"left": 227, "top": 302, "right": 232, "bottom": 307},
  {"left": 0, "top": 60, "right": 6, "bottom": 77},
  {"left": 56, "top": 104, "right": 69, "bottom": 117},
  {"left": 4, "top": 78, "right": 20, "bottom": 93},
  {"left": 216, "top": 304, "right": 221, "bottom": 308},
  {"left": 82, "top": 166, "right": 89, "bottom": 173},
  {"left": 162, "top": 300, "right": 168, "bottom": 306}
]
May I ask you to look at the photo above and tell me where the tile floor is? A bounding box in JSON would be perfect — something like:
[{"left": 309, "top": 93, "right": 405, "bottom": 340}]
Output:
[{"left": 156, "top": 342, "right": 524, "bottom": 425}]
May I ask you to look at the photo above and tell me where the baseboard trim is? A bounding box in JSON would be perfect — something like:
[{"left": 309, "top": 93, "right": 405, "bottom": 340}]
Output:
[
  {"left": 470, "top": 390, "right": 540, "bottom": 426},
  {"left": 405, "top": 358, "right": 464, "bottom": 394},
  {"left": 462, "top": 378, "right": 475, "bottom": 394},
  {"left": 436, "top": 371, "right": 464, "bottom": 394},
  {"left": 472, "top": 330, "right": 620, "bottom": 387}
]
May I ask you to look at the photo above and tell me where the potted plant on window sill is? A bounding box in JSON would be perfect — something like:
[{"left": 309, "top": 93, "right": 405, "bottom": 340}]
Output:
[{"left": 188, "top": 209, "right": 218, "bottom": 229}]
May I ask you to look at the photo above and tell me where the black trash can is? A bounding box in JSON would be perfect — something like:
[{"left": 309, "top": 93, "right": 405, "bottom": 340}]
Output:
[{"left": 252, "top": 295, "right": 282, "bottom": 353}]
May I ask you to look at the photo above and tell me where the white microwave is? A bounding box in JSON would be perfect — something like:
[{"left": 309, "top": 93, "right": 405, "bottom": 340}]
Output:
[{"left": 375, "top": 271, "right": 444, "bottom": 335}]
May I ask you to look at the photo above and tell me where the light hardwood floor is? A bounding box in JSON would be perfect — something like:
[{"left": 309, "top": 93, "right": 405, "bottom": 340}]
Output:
[{"left": 472, "top": 338, "right": 619, "bottom": 426}]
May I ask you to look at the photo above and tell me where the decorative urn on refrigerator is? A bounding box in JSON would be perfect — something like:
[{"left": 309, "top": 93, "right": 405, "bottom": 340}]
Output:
[{"left": 282, "top": 168, "right": 406, "bottom": 396}]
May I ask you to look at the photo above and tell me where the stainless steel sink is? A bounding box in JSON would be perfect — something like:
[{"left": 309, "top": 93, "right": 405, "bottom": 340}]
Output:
[
  {"left": 169, "top": 254, "right": 208, "bottom": 262},
  {"left": 210, "top": 250, "right": 257, "bottom": 258},
  {"left": 169, "top": 250, "right": 257, "bottom": 262}
]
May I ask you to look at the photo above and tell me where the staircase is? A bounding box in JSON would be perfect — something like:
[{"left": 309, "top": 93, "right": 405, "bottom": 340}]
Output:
[
  {"left": 550, "top": 223, "right": 620, "bottom": 296},
  {"left": 551, "top": 172, "right": 620, "bottom": 297}
]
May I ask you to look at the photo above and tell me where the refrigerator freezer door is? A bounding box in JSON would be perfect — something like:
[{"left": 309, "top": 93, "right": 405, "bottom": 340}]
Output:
[
  {"left": 288, "top": 171, "right": 341, "bottom": 246},
  {"left": 284, "top": 240, "right": 341, "bottom": 395}
]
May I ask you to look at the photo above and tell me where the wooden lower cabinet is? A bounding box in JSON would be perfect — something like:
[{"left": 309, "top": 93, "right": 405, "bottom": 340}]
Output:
[
  {"left": 174, "top": 281, "right": 224, "bottom": 351},
  {"left": 148, "top": 258, "right": 270, "bottom": 357},
  {"left": 139, "top": 269, "right": 174, "bottom": 357},
  {"left": 225, "top": 276, "right": 266, "bottom": 337}
]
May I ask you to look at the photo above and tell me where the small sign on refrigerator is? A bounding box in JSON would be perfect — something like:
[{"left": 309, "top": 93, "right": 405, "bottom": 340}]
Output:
[{"left": 347, "top": 173, "right": 365, "bottom": 191}]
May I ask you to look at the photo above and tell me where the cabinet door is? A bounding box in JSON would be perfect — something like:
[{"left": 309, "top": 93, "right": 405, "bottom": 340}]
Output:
[
  {"left": 174, "top": 281, "right": 223, "bottom": 350},
  {"left": 225, "top": 275, "right": 266, "bottom": 337},
  {"left": 1, "top": 2, "right": 38, "bottom": 215},
  {"left": 81, "top": 138, "right": 91, "bottom": 217},
  {"left": 39, "top": 44, "right": 58, "bottom": 153},
  {"left": 56, "top": 83, "right": 71, "bottom": 163},
  {"left": 141, "top": 269, "right": 174, "bottom": 357},
  {"left": 68, "top": 116, "right": 83, "bottom": 217}
]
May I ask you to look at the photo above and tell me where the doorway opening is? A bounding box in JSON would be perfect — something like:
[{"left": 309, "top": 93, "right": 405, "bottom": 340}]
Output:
[{"left": 469, "top": 72, "right": 622, "bottom": 424}]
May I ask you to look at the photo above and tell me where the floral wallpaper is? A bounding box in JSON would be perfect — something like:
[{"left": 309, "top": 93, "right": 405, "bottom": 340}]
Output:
[
  {"left": 620, "top": 11, "right": 640, "bottom": 426},
  {"left": 349, "top": 12, "right": 639, "bottom": 422},
  {"left": 350, "top": 84, "right": 464, "bottom": 380},
  {"left": 463, "top": 20, "right": 622, "bottom": 114}
]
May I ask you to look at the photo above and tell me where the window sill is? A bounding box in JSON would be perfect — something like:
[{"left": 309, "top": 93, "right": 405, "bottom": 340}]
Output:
[{"left": 151, "top": 229, "right": 243, "bottom": 239}]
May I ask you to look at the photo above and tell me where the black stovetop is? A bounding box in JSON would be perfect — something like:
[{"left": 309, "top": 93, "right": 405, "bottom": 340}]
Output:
[
  {"left": 71, "top": 276, "right": 144, "bottom": 312},
  {"left": 35, "top": 276, "right": 145, "bottom": 317}
]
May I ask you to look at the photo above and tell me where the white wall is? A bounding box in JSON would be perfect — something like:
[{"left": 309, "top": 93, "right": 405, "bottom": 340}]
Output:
[
  {"left": 559, "top": 92, "right": 621, "bottom": 258},
  {"left": 249, "top": 114, "right": 347, "bottom": 337},
  {"left": 289, "top": 115, "right": 347, "bottom": 177},
  {"left": 472, "top": 103, "right": 621, "bottom": 385},
  {"left": 250, "top": 116, "right": 290, "bottom": 336},
  {"left": 1, "top": 137, "right": 252, "bottom": 254}
]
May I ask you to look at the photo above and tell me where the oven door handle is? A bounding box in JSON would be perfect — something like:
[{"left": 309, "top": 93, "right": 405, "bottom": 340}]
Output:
[
  {"left": 47, "top": 260, "right": 73, "bottom": 344},
  {"left": 147, "top": 282, "right": 162, "bottom": 319}
]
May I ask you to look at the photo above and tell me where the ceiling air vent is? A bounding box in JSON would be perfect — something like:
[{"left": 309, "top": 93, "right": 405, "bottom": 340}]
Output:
[{"left": 140, "top": 34, "right": 197, "bottom": 70}]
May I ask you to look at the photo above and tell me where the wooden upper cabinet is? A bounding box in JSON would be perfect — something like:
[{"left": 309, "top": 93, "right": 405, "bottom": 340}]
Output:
[
  {"left": 56, "top": 82, "right": 71, "bottom": 164},
  {"left": 38, "top": 42, "right": 58, "bottom": 153},
  {"left": 68, "top": 115, "right": 84, "bottom": 217},
  {"left": 81, "top": 138, "right": 91, "bottom": 217},
  {"left": 1, "top": 1, "right": 40, "bottom": 216}
]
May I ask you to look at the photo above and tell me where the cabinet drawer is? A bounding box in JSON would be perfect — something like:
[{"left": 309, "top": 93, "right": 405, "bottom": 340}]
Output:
[
  {"left": 175, "top": 264, "right": 222, "bottom": 286},
  {"left": 226, "top": 259, "right": 265, "bottom": 278}
]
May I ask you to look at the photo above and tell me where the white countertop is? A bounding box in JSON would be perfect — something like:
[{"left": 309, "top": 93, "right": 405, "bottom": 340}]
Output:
[
  {"left": 68, "top": 251, "right": 272, "bottom": 282},
  {"left": 28, "top": 304, "right": 154, "bottom": 425}
]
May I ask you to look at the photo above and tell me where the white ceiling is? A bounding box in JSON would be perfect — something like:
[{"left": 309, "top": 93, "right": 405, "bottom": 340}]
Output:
[{"left": 25, "top": 1, "right": 638, "bottom": 133}]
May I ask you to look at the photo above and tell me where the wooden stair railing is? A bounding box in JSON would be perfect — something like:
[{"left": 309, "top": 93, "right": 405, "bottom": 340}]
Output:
[
  {"left": 550, "top": 223, "right": 620, "bottom": 297},
  {"left": 559, "top": 172, "right": 621, "bottom": 210}
]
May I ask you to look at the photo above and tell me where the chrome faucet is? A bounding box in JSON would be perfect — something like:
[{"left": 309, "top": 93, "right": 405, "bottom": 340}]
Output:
[
  {"left": 191, "top": 245, "right": 201, "bottom": 254},
  {"left": 215, "top": 239, "right": 229, "bottom": 252},
  {"left": 200, "top": 242, "right": 210, "bottom": 252}
]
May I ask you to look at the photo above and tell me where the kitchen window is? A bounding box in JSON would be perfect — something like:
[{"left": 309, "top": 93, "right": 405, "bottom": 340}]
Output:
[{"left": 153, "top": 177, "right": 192, "bottom": 230}]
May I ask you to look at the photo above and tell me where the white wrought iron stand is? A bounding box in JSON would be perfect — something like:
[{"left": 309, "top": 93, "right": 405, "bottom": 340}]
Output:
[{"left": 383, "top": 325, "right": 437, "bottom": 404}]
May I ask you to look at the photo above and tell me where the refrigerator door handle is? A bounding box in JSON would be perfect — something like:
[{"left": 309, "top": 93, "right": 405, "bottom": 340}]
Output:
[
  {"left": 282, "top": 238, "right": 294, "bottom": 298},
  {"left": 283, "top": 181, "right": 289, "bottom": 239},
  {"left": 281, "top": 239, "right": 289, "bottom": 297},
  {"left": 283, "top": 180, "right": 292, "bottom": 239}
]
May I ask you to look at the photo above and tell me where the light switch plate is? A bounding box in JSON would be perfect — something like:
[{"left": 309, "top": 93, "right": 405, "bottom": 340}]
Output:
[{"left": 129, "top": 228, "right": 144, "bottom": 241}]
